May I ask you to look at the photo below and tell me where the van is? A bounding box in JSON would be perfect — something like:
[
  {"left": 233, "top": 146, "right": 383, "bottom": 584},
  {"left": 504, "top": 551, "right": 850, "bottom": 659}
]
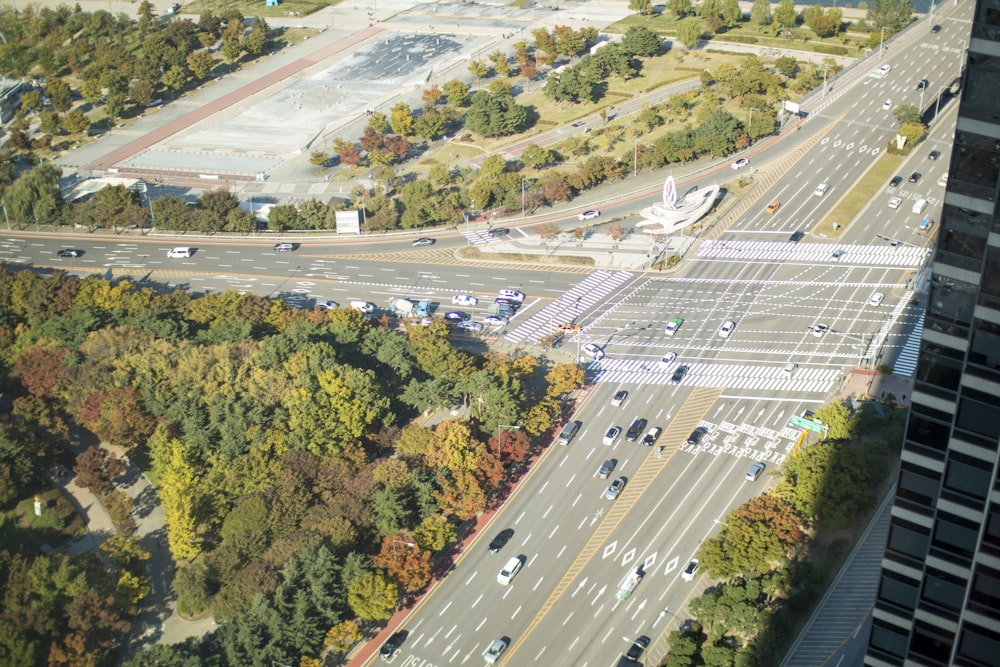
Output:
[
  {"left": 556, "top": 420, "right": 581, "bottom": 445},
  {"left": 497, "top": 289, "right": 525, "bottom": 303},
  {"left": 912, "top": 198, "right": 928, "bottom": 214},
  {"left": 782, "top": 362, "right": 798, "bottom": 378},
  {"left": 167, "top": 247, "right": 192, "bottom": 258}
]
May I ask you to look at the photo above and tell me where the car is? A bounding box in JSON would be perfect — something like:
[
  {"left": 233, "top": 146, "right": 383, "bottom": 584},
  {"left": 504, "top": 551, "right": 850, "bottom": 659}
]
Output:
[
  {"left": 664, "top": 316, "right": 684, "bottom": 336},
  {"left": 483, "top": 315, "right": 509, "bottom": 327},
  {"left": 444, "top": 311, "right": 468, "bottom": 322},
  {"left": 56, "top": 248, "right": 84, "bottom": 258},
  {"left": 582, "top": 343, "right": 605, "bottom": 360},
  {"left": 832, "top": 249, "right": 845, "bottom": 260},
  {"left": 488, "top": 529, "right": 514, "bottom": 554},
  {"left": 452, "top": 294, "right": 478, "bottom": 306},
  {"left": 642, "top": 427, "right": 662, "bottom": 446},
  {"left": 746, "top": 461, "right": 766, "bottom": 482},
  {"left": 411, "top": 237, "right": 435, "bottom": 247},
  {"left": 458, "top": 320, "right": 484, "bottom": 332},
  {"left": 273, "top": 242, "right": 295, "bottom": 252},
  {"left": 625, "top": 417, "right": 648, "bottom": 442},
  {"left": 598, "top": 458, "right": 618, "bottom": 479},
  {"left": 681, "top": 558, "right": 700, "bottom": 581},
  {"left": 812, "top": 322, "right": 829, "bottom": 337},
  {"left": 483, "top": 638, "right": 508, "bottom": 664},
  {"left": 882, "top": 99, "right": 894, "bottom": 111},
  {"left": 496, "top": 555, "right": 523, "bottom": 585},
  {"left": 626, "top": 636, "right": 651, "bottom": 661},
  {"left": 908, "top": 171, "right": 921, "bottom": 183},
  {"left": 497, "top": 289, "right": 525, "bottom": 302},
  {"left": 658, "top": 352, "right": 677, "bottom": 369},
  {"left": 496, "top": 304, "right": 515, "bottom": 319},
  {"left": 315, "top": 300, "right": 338, "bottom": 311},
  {"left": 937, "top": 172, "right": 949, "bottom": 187},
  {"left": 917, "top": 79, "right": 928, "bottom": 91},
  {"left": 889, "top": 175, "right": 903, "bottom": 187},
  {"left": 868, "top": 292, "right": 885, "bottom": 307},
  {"left": 167, "top": 247, "right": 193, "bottom": 258},
  {"left": 602, "top": 425, "right": 622, "bottom": 446},
  {"left": 686, "top": 427, "right": 707, "bottom": 446},
  {"left": 604, "top": 476, "right": 626, "bottom": 500},
  {"left": 670, "top": 365, "right": 689, "bottom": 384},
  {"left": 379, "top": 630, "right": 407, "bottom": 659},
  {"left": 718, "top": 320, "right": 736, "bottom": 338},
  {"left": 919, "top": 216, "right": 935, "bottom": 234},
  {"left": 813, "top": 183, "right": 830, "bottom": 197},
  {"left": 488, "top": 227, "right": 510, "bottom": 237},
  {"left": 611, "top": 390, "right": 628, "bottom": 407},
  {"left": 578, "top": 209, "right": 601, "bottom": 221},
  {"left": 494, "top": 297, "right": 520, "bottom": 310},
  {"left": 928, "top": 150, "right": 941, "bottom": 161},
  {"left": 764, "top": 200, "right": 781, "bottom": 214},
  {"left": 788, "top": 230, "right": 804, "bottom": 244},
  {"left": 731, "top": 158, "right": 749, "bottom": 170},
  {"left": 931, "top": 24, "right": 941, "bottom": 33},
  {"left": 888, "top": 196, "right": 903, "bottom": 209},
  {"left": 878, "top": 64, "right": 892, "bottom": 75},
  {"left": 349, "top": 301, "right": 375, "bottom": 314}
]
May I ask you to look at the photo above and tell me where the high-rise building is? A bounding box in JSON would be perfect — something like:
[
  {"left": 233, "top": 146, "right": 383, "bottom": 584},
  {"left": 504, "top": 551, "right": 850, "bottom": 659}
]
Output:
[{"left": 864, "top": 2, "right": 1000, "bottom": 666}]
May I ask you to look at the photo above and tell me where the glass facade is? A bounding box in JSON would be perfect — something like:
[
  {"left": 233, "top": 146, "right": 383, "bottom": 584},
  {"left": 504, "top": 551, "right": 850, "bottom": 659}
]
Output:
[{"left": 865, "top": 1, "right": 1000, "bottom": 664}]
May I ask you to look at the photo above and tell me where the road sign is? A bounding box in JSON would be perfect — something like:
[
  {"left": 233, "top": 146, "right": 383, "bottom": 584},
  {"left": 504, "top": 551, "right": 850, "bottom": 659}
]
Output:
[{"left": 789, "top": 415, "right": 824, "bottom": 433}]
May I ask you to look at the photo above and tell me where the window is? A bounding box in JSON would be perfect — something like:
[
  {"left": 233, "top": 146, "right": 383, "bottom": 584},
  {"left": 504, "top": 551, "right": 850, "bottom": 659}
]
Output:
[
  {"left": 956, "top": 396, "right": 1000, "bottom": 441},
  {"left": 910, "top": 620, "right": 955, "bottom": 664},
  {"left": 968, "top": 569, "right": 1000, "bottom": 614},
  {"left": 932, "top": 514, "right": 979, "bottom": 561},
  {"left": 968, "top": 316, "right": 1000, "bottom": 370},
  {"left": 983, "top": 508, "right": 1000, "bottom": 557},
  {"left": 898, "top": 466, "right": 941, "bottom": 507},
  {"left": 877, "top": 571, "right": 920, "bottom": 611},
  {"left": 868, "top": 618, "right": 909, "bottom": 660},
  {"left": 944, "top": 455, "right": 992, "bottom": 500},
  {"left": 957, "top": 624, "right": 1000, "bottom": 665},
  {"left": 916, "top": 350, "right": 964, "bottom": 390},
  {"left": 905, "top": 415, "right": 950, "bottom": 454},
  {"left": 887, "top": 518, "right": 931, "bottom": 561},
  {"left": 921, "top": 570, "right": 967, "bottom": 614}
]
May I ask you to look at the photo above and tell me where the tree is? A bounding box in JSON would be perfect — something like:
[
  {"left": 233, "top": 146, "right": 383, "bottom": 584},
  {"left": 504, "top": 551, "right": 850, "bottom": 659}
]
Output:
[
  {"left": 61, "top": 110, "right": 91, "bottom": 135},
  {"left": 324, "top": 620, "right": 362, "bottom": 653},
  {"left": 750, "top": 0, "right": 772, "bottom": 25},
  {"left": 162, "top": 65, "right": 188, "bottom": 97},
  {"left": 465, "top": 91, "right": 529, "bottom": 137},
  {"left": 267, "top": 203, "right": 301, "bottom": 232},
  {"left": 46, "top": 78, "right": 73, "bottom": 112},
  {"left": 372, "top": 533, "right": 431, "bottom": 590},
  {"left": 389, "top": 102, "right": 415, "bottom": 136},
  {"left": 442, "top": 78, "right": 470, "bottom": 107},
  {"left": 74, "top": 446, "right": 125, "bottom": 496},
  {"left": 347, "top": 571, "right": 398, "bottom": 621},
  {"left": 629, "top": 0, "right": 653, "bottom": 15},
  {"left": 521, "top": 144, "right": 555, "bottom": 169},
  {"left": 39, "top": 110, "right": 61, "bottom": 135},
  {"left": 666, "top": 0, "right": 693, "bottom": 18},
  {"left": 621, "top": 25, "right": 661, "bottom": 57},
  {"left": 814, "top": 401, "right": 853, "bottom": 440},
  {"left": 242, "top": 17, "right": 269, "bottom": 55},
  {"left": 188, "top": 50, "right": 215, "bottom": 80},
  {"left": 422, "top": 84, "right": 443, "bottom": 106},
  {"left": 413, "top": 514, "right": 456, "bottom": 552},
  {"left": 676, "top": 18, "right": 706, "bottom": 49},
  {"left": 867, "top": 0, "right": 914, "bottom": 33},
  {"left": 774, "top": 0, "right": 797, "bottom": 27},
  {"left": 535, "top": 222, "right": 559, "bottom": 253},
  {"left": 892, "top": 104, "right": 921, "bottom": 126},
  {"left": 545, "top": 363, "right": 585, "bottom": 398},
  {"left": 79, "top": 386, "right": 157, "bottom": 449},
  {"left": 553, "top": 25, "right": 586, "bottom": 55},
  {"left": 468, "top": 59, "right": 490, "bottom": 83}
]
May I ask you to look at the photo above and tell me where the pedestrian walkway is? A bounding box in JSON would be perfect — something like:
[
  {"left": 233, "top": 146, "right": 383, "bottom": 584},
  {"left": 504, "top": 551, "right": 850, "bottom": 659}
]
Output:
[
  {"left": 462, "top": 230, "right": 505, "bottom": 246},
  {"left": 696, "top": 240, "right": 931, "bottom": 268},
  {"left": 889, "top": 309, "right": 924, "bottom": 378},
  {"left": 591, "top": 359, "right": 842, "bottom": 394},
  {"left": 501, "top": 270, "right": 634, "bottom": 345}
]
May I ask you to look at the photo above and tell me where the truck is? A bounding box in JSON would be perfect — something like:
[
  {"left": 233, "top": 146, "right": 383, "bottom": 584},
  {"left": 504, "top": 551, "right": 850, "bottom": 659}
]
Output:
[
  {"left": 664, "top": 317, "right": 684, "bottom": 336},
  {"left": 414, "top": 300, "right": 432, "bottom": 317},
  {"left": 616, "top": 567, "right": 643, "bottom": 601},
  {"left": 391, "top": 299, "right": 414, "bottom": 316}
]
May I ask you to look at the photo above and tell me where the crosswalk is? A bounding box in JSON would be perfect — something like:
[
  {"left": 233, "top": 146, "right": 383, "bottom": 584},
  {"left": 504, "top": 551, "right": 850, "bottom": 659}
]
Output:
[
  {"left": 462, "top": 230, "right": 504, "bottom": 246},
  {"left": 503, "top": 270, "right": 635, "bottom": 344},
  {"left": 590, "top": 358, "right": 842, "bottom": 394},
  {"left": 892, "top": 310, "right": 924, "bottom": 378},
  {"left": 696, "top": 240, "right": 930, "bottom": 267}
]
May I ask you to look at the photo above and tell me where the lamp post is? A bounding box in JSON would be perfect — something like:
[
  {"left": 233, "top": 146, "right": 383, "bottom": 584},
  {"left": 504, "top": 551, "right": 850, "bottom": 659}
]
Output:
[
  {"left": 919, "top": 78, "right": 927, "bottom": 112},
  {"left": 391, "top": 538, "right": 416, "bottom": 559},
  {"left": 521, "top": 178, "right": 526, "bottom": 218},
  {"left": 496, "top": 424, "right": 521, "bottom": 457},
  {"left": 633, "top": 139, "right": 638, "bottom": 177},
  {"left": 272, "top": 661, "right": 293, "bottom": 667},
  {"left": 748, "top": 107, "right": 759, "bottom": 140},
  {"left": 879, "top": 27, "right": 886, "bottom": 59}
]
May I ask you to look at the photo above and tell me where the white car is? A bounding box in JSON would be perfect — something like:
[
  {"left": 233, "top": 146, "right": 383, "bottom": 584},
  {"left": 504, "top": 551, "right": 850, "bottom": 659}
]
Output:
[
  {"left": 878, "top": 64, "right": 892, "bottom": 75},
  {"left": 315, "top": 300, "right": 338, "bottom": 311},
  {"left": 458, "top": 320, "right": 484, "bottom": 332},
  {"left": 496, "top": 556, "right": 523, "bottom": 585},
  {"left": 273, "top": 242, "right": 295, "bottom": 252},
  {"left": 497, "top": 289, "right": 525, "bottom": 302},
  {"left": 888, "top": 196, "right": 902, "bottom": 209},
  {"left": 349, "top": 301, "right": 375, "bottom": 314},
  {"left": 869, "top": 292, "right": 885, "bottom": 307},
  {"left": 731, "top": 158, "right": 749, "bottom": 170},
  {"left": 681, "top": 558, "right": 699, "bottom": 581},
  {"left": 718, "top": 321, "right": 736, "bottom": 338},
  {"left": 814, "top": 183, "right": 830, "bottom": 197},
  {"left": 452, "top": 294, "right": 478, "bottom": 307},
  {"left": 483, "top": 315, "right": 509, "bottom": 327},
  {"left": 882, "top": 99, "right": 893, "bottom": 110},
  {"left": 602, "top": 425, "right": 622, "bottom": 446},
  {"left": 937, "top": 172, "right": 949, "bottom": 187},
  {"left": 167, "top": 247, "right": 192, "bottom": 258},
  {"left": 578, "top": 210, "right": 601, "bottom": 221},
  {"left": 812, "top": 323, "right": 829, "bottom": 337},
  {"left": 582, "top": 343, "right": 605, "bottom": 360},
  {"left": 483, "top": 638, "right": 508, "bottom": 664},
  {"left": 658, "top": 352, "right": 677, "bottom": 369}
]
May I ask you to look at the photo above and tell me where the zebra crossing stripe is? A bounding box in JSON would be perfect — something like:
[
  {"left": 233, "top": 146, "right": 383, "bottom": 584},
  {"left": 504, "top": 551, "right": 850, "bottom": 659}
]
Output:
[
  {"left": 696, "top": 240, "right": 929, "bottom": 267},
  {"left": 590, "top": 360, "right": 841, "bottom": 394},
  {"left": 892, "top": 310, "right": 924, "bottom": 378}
]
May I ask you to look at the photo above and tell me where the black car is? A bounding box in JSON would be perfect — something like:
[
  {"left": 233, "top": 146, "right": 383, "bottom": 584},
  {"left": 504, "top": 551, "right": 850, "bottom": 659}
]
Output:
[
  {"left": 625, "top": 635, "right": 651, "bottom": 661},
  {"left": 494, "top": 297, "right": 520, "bottom": 310},
  {"left": 625, "top": 418, "right": 648, "bottom": 442},
  {"left": 917, "top": 79, "right": 928, "bottom": 91},
  {"left": 379, "top": 630, "right": 408, "bottom": 658},
  {"left": 56, "top": 248, "right": 84, "bottom": 258},
  {"left": 928, "top": 150, "right": 940, "bottom": 160},
  {"left": 412, "top": 237, "right": 435, "bottom": 247},
  {"left": 670, "top": 365, "right": 689, "bottom": 384},
  {"left": 889, "top": 175, "right": 903, "bottom": 187},
  {"left": 686, "top": 427, "right": 708, "bottom": 446},
  {"left": 488, "top": 528, "right": 514, "bottom": 554},
  {"left": 488, "top": 227, "right": 510, "bottom": 237},
  {"left": 788, "top": 230, "right": 804, "bottom": 243},
  {"left": 908, "top": 172, "right": 921, "bottom": 183},
  {"left": 931, "top": 24, "right": 941, "bottom": 33}
]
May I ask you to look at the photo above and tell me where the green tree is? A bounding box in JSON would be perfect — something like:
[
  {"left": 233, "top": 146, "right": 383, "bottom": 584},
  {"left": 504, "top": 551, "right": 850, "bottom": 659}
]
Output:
[
  {"left": 814, "top": 401, "right": 852, "bottom": 440},
  {"left": 442, "top": 78, "right": 470, "bottom": 107},
  {"left": 347, "top": 570, "right": 398, "bottom": 621},
  {"left": 666, "top": 0, "right": 693, "bottom": 18},
  {"left": 242, "top": 17, "right": 269, "bottom": 55},
  {"left": 38, "top": 110, "right": 61, "bottom": 135},
  {"left": 465, "top": 90, "right": 529, "bottom": 137},
  {"left": 267, "top": 203, "right": 301, "bottom": 232},
  {"left": 128, "top": 79, "right": 156, "bottom": 107},
  {"left": 892, "top": 104, "right": 921, "bottom": 126},
  {"left": 868, "top": 0, "right": 914, "bottom": 33},
  {"left": 413, "top": 514, "right": 456, "bottom": 552},
  {"left": 188, "top": 50, "right": 215, "bottom": 79},
  {"left": 676, "top": 18, "right": 706, "bottom": 49},
  {"left": 61, "top": 110, "right": 91, "bottom": 135},
  {"left": 389, "top": 102, "right": 415, "bottom": 136},
  {"left": 468, "top": 58, "right": 490, "bottom": 83},
  {"left": 774, "top": 0, "right": 798, "bottom": 27},
  {"left": 621, "top": 25, "right": 661, "bottom": 57},
  {"left": 521, "top": 144, "right": 555, "bottom": 169},
  {"left": 162, "top": 65, "right": 188, "bottom": 97},
  {"left": 750, "top": 0, "right": 772, "bottom": 25},
  {"left": 45, "top": 78, "right": 73, "bottom": 112}
]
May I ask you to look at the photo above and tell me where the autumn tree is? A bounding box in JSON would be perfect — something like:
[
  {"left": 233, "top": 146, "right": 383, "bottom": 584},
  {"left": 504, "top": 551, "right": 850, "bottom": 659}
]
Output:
[
  {"left": 347, "top": 570, "right": 399, "bottom": 621},
  {"left": 78, "top": 386, "right": 157, "bottom": 449},
  {"left": 546, "top": 363, "right": 585, "bottom": 398},
  {"left": 324, "top": 619, "right": 362, "bottom": 653},
  {"left": 74, "top": 446, "right": 125, "bottom": 496},
  {"left": 372, "top": 533, "right": 431, "bottom": 590}
]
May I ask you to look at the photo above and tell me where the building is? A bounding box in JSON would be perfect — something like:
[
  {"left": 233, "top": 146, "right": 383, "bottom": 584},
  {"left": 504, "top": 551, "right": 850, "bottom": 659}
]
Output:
[
  {"left": 864, "top": 2, "right": 1000, "bottom": 666},
  {"left": 0, "top": 79, "right": 27, "bottom": 124}
]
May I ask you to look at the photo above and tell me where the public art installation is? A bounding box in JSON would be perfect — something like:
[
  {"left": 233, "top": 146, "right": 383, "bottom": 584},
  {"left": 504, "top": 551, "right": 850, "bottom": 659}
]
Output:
[{"left": 637, "top": 175, "right": 719, "bottom": 234}]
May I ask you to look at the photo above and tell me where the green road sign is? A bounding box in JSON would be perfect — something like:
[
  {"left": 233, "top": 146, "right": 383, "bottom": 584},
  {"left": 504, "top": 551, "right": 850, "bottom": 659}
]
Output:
[{"left": 789, "top": 415, "right": 824, "bottom": 433}]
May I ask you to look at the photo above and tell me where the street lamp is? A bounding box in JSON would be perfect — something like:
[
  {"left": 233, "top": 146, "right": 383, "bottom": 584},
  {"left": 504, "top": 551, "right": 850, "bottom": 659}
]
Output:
[
  {"left": 391, "top": 538, "right": 416, "bottom": 559},
  {"left": 496, "top": 424, "right": 521, "bottom": 457},
  {"left": 748, "top": 107, "right": 760, "bottom": 140},
  {"left": 633, "top": 139, "right": 638, "bottom": 177},
  {"left": 879, "top": 27, "right": 886, "bottom": 59},
  {"left": 521, "top": 178, "right": 526, "bottom": 218}
]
